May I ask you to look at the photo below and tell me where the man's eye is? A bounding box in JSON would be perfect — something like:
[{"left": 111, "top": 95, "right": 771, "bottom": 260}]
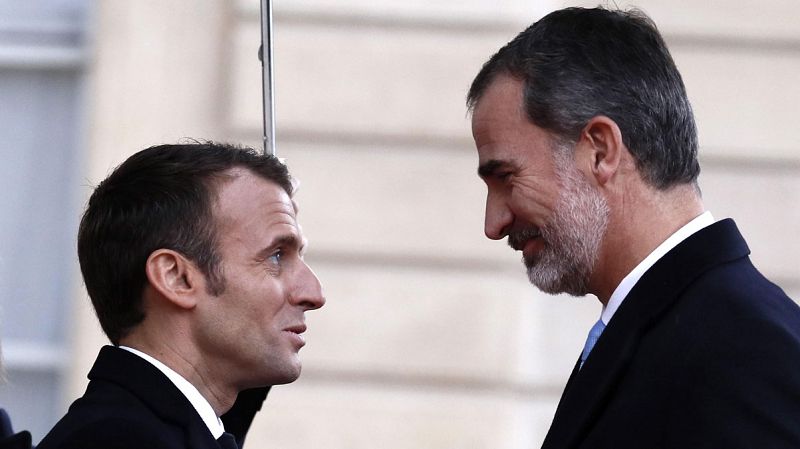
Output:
[{"left": 267, "top": 251, "right": 282, "bottom": 265}]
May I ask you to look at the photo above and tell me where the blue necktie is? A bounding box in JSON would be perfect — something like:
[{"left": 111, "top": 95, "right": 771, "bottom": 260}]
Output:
[{"left": 580, "top": 319, "right": 606, "bottom": 369}]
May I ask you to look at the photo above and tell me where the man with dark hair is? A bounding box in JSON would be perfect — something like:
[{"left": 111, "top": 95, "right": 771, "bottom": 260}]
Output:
[
  {"left": 39, "top": 142, "right": 325, "bottom": 449},
  {"left": 468, "top": 7, "right": 800, "bottom": 449}
]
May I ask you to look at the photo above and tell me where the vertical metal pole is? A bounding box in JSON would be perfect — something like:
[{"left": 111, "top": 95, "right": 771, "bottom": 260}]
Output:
[{"left": 259, "top": 0, "right": 276, "bottom": 156}]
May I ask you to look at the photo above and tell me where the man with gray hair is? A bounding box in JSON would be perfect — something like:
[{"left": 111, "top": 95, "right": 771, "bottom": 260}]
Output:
[{"left": 468, "top": 7, "right": 800, "bottom": 448}]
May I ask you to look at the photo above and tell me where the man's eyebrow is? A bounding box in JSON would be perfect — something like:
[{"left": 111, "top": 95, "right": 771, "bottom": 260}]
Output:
[
  {"left": 274, "top": 234, "right": 299, "bottom": 247},
  {"left": 256, "top": 234, "right": 300, "bottom": 259},
  {"left": 478, "top": 159, "right": 512, "bottom": 178}
]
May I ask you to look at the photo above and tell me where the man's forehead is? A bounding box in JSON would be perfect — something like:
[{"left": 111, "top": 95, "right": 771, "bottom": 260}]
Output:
[
  {"left": 214, "top": 170, "right": 296, "bottom": 223},
  {"left": 220, "top": 167, "right": 289, "bottom": 197},
  {"left": 473, "top": 75, "right": 525, "bottom": 116},
  {"left": 472, "top": 78, "right": 529, "bottom": 142}
]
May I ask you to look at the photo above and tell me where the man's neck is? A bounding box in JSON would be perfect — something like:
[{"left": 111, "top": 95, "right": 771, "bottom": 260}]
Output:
[
  {"left": 119, "top": 334, "right": 237, "bottom": 417},
  {"left": 590, "top": 183, "right": 704, "bottom": 304}
]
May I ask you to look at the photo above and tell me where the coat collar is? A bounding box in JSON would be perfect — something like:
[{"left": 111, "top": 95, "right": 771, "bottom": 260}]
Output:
[
  {"left": 542, "top": 218, "right": 750, "bottom": 449},
  {"left": 88, "top": 346, "right": 217, "bottom": 448}
]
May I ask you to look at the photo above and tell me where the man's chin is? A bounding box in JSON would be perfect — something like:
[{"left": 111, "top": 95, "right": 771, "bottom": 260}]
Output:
[
  {"left": 522, "top": 252, "right": 539, "bottom": 270},
  {"left": 525, "top": 260, "right": 556, "bottom": 293},
  {"left": 527, "top": 263, "right": 591, "bottom": 297},
  {"left": 259, "top": 360, "right": 302, "bottom": 386},
  {"left": 278, "top": 365, "right": 302, "bottom": 385}
]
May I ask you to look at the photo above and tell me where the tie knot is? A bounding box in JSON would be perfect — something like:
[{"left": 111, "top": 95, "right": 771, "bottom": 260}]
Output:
[
  {"left": 588, "top": 319, "right": 605, "bottom": 339},
  {"left": 217, "top": 432, "right": 238, "bottom": 449},
  {"left": 580, "top": 319, "right": 606, "bottom": 368}
]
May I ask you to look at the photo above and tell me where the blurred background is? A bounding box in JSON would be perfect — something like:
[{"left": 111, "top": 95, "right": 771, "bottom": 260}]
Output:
[{"left": 0, "top": 0, "right": 797, "bottom": 447}]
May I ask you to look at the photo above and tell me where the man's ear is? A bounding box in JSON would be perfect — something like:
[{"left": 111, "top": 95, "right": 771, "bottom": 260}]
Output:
[
  {"left": 576, "top": 115, "right": 625, "bottom": 186},
  {"left": 144, "top": 249, "right": 201, "bottom": 310}
]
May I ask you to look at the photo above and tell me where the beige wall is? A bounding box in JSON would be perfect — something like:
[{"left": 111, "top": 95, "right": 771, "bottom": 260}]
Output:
[{"left": 69, "top": 0, "right": 799, "bottom": 447}]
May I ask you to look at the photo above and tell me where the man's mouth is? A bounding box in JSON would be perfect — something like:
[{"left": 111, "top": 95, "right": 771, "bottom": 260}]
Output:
[
  {"left": 283, "top": 324, "right": 307, "bottom": 334},
  {"left": 283, "top": 324, "right": 307, "bottom": 346},
  {"left": 508, "top": 228, "right": 542, "bottom": 251}
]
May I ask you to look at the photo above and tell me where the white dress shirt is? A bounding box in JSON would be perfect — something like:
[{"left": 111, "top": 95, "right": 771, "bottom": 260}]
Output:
[
  {"left": 601, "top": 211, "right": 715, "bottom": 325},
  {"left": 119, "top": 346, "right": 225, "bottom": 438}
]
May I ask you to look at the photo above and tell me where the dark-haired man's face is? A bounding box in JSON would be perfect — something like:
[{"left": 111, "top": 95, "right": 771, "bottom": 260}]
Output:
[
  {"left": 193, "top": 168, "right": 325, "bottom": 389},
  {"left": 472, "top": 75, "right": 608, "bottom": 296}
]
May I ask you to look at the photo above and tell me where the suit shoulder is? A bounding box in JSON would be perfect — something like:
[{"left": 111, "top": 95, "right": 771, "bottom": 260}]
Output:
[
  {"left": 39, "top": 382, "right": 186, "bottom": 449},
  {"left": 679, "top": 256, "right": 797, "bottom": 325},
  {"left": 38, "top": 413, "right": 183, "bottom": 449},
  {"left": 638, "top": 258, "right": 800, "bottom": 446}
]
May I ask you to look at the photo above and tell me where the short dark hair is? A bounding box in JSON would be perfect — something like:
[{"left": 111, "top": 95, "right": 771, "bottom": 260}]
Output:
[
  {"left": 77, "top": 141, "right": 292, "bottom": 345},
  {"left": 467, "top": 7, "right": 700, "bottom": 189}
]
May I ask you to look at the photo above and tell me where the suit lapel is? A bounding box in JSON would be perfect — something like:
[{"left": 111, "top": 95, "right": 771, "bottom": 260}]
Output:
[
  {"left": 542, "top": 219, "right": 750, "bottom": 449},
  {"left": 88, "top": 346, "right": 218, "bottom": 448}
]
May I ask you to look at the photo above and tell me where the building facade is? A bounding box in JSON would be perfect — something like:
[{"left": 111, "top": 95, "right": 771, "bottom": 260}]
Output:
[{"left": 1, "top": 0, "right": 798, "bottom": 447}]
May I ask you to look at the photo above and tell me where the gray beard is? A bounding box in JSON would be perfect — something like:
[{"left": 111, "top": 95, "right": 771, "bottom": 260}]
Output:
[{"left": 522, "top": 152, "right": 609, "bottom": 296}]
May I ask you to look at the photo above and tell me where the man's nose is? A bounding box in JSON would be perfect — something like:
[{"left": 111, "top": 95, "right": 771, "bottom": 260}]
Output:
[
  {"left": 290, "top": 261, "right": 325, "bottom": 310},
  {"left": 484, "top": 194, "right": 512, "bottom": 240}
]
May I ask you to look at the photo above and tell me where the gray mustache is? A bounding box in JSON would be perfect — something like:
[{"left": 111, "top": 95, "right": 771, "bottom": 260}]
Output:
[{"left": 507, "top": 228, "right": 542, "bottom": 251}]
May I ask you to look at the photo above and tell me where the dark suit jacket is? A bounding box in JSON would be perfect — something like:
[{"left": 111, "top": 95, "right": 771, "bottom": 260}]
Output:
[
  {"left": 542, "top": 219, "right": 800, "bottom": 449},
  {"left": 38, "top": 346, "right": 268, "bottom": 449}
]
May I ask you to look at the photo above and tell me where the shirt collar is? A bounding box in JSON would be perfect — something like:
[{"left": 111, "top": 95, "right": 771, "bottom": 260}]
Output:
[
  {"left": 601, "top": 211, "right": 715, "bottom": 325},
  {"left": 119, "top": 346, "right": 225, "bottom": 438}
]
